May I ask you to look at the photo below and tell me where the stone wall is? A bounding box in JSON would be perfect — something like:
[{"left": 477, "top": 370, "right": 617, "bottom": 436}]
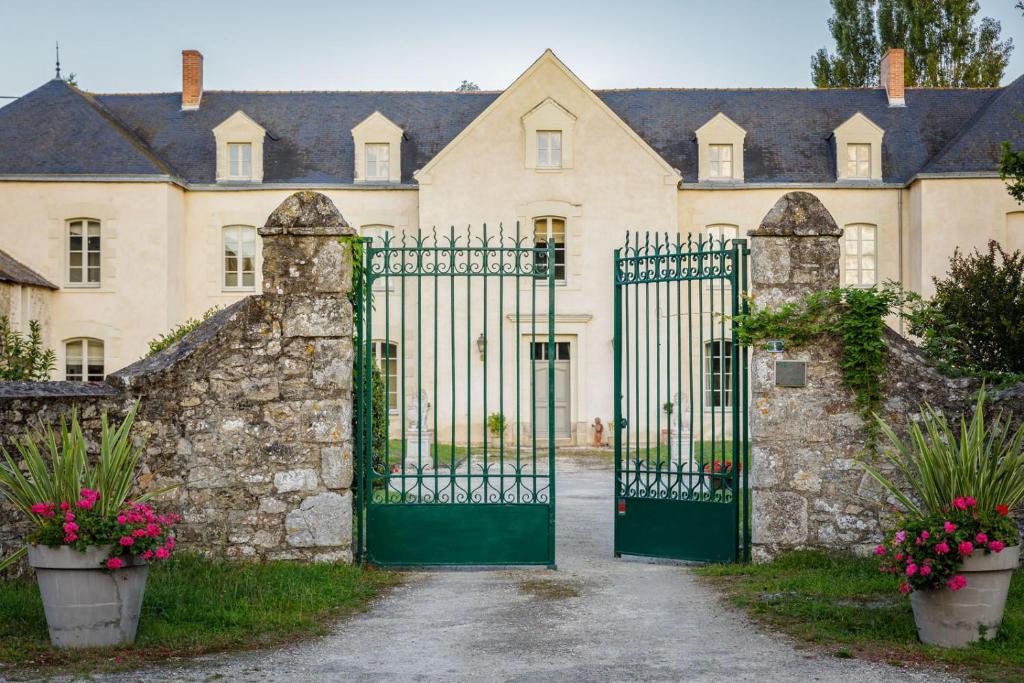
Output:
[
  {"left": 0, "top": 191, "right": 357, "bottom": 568},
  {"left": 749, "top": 192, "right": 1024, "bottom": 562}
]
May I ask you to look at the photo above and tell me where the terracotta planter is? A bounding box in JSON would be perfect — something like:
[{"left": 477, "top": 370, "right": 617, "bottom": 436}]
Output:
[
  {"left": 28, "top": 544, "right": 149, "bottom": 648},
  {"left": 910, "top": 545, "right": 1020, "bottom": 648}
]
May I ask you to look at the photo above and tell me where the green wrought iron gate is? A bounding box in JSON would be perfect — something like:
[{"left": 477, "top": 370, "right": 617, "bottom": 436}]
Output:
[
  {"left": 355, "top": 227, "right": 557, "bottom": 566},
  {"left": 613, "top": 232, "right": 750, "bottom": 563}
]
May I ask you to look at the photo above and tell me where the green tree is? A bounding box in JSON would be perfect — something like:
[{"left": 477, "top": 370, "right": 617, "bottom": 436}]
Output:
[
  {"left": 456, "top": 80, "right": 480, "bottom": 92},
  {"left": 814, "top": 0, "right": 1013, "bottom": 87},
  {"left": 907, "top": 242, "right": 1024, "bottom": 378},
  {"left": 812, "top": 0, "right": 880, "bottom": 87},
  {"left": 999, "top": 2, "right": 1024, "bottom": 203},
  {"left": 0, "top": 316, "right": 55, "bottom": 381}
]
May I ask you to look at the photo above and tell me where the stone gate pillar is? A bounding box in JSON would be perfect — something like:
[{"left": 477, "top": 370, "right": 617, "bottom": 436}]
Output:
[
  {"left": 748, "top": 192, "right": 866, "bottom": 562},
  {"left": 258, "top": 191, "right": 358, "bottom": 562}
]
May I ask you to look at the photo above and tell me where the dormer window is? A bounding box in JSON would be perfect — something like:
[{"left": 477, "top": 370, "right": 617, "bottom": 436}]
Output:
[
  {"left": 352, "top": 112, "right": 403, "bottom": 183},
  {"left": 366, "top": 143, "right": 390, "bottom": 181},
  {"left": 696, "top": 113, "right": 746, "bottom": 183},
  {"left": 537, "top": 131, "right": 562, "bottom": 168},
  {"left": 213, "top": 111, "right": 266, "bottom": 183},
  {"left": 228, "top": 143, "right": 252, "bottom": 179},
  {"left": 708, "top": 144, "right": 733, "bottom": 179},
  {"left": 846, "top": 143, "right": 871, "bottom": 179},
  {"left": 834, "top": 113, "right": 884, "bottom": 181}
]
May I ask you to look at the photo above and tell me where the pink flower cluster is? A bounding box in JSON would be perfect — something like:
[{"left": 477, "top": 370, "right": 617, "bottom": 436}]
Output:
[{"left": 876, "top": 498, "right": 1015, "bottom": 596}]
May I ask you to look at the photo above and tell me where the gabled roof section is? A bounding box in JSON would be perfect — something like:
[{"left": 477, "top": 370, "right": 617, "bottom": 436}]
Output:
[
  {"left": 922, "top": 75, "right": 1024, "bottom": 174},
  {"left": 834, "top": 111, "right": 885, "bottom": 137},
  {"left": 0, "top": 80, "right": 175, "bottom": 177},
  {"left": 416, "top": 49, "right": 681, "bottom": 181},
  {"left": 695, "top": 112, "right": 746, "bottom": 137},
  {"left": 351, "top": 110, "right": 404, "bottom": 136},
  {"left": 0, "top": 249, "right": 57, "bottom": 289},
  {"left": 212, "top": 110, "right": 267, "bottom": 136}
]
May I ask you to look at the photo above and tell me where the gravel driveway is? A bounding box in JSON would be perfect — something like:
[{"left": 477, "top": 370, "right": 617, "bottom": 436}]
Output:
[{"left": 62, "top": 456, "right": 960, "bottom": 683}]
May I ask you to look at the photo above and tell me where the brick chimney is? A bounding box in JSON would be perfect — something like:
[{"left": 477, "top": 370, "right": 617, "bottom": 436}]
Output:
[
  {"left": 181, "top": 50, "right": 203, "bottom": 110},
  {"left": 880, "top": 48, "right": 905, "bottom": 107}
]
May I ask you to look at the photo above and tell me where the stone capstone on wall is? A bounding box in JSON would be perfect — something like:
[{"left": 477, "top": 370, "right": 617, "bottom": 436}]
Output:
[{"left": 0, "top": 192, "right": 358, "bottom": 567}]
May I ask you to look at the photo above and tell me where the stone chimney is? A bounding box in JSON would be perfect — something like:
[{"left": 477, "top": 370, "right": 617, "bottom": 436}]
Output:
[
  {"left": 181, "top": 50, "right": 203, "bottom": 110},
  {"left": 880, "top": 48, "right": 905, "bottom": 107}
]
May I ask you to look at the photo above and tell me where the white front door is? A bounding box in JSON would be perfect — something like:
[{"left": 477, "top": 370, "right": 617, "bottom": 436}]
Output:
[{"left": 533, "top": 341, "right": 571, "bottom": 440}]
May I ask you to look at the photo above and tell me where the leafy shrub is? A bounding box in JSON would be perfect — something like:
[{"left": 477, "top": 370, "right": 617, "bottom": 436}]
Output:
[
  {"left": 146, "top": 306, "right": 221, "bottom": 357},
  {"left": 353, "top": 361, "right": 388, "bottom": 475},
  {"left": 0, "top": 315, "right": 55, "bottom": 381},
  {"left": 906, "top": 241, "right": 1024, "bottom": 379},
  {"left": 487, "top": 412, "right": 506, "bottom": 437}
]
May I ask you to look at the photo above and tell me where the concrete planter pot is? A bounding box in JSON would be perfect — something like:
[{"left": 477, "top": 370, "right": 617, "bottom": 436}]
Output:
[
  {"left": 909, "top": 545, "right": 1020, "bottom": 648},
  {"left": 27, "top": 544, "right": 149, "bottom": 648}
]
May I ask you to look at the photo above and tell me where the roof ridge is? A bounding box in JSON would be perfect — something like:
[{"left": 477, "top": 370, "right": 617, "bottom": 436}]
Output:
[
  {"left": 95, "top": 89, "right": 505, "bottom": 96},
  {"left": 71, "top": 84, "right": 182, "bottom": 178}
]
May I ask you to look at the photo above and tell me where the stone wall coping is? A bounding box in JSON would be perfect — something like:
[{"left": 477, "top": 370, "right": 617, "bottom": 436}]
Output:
[
  {"left": 748, "top": 190, "right": 842, "bottom": 237},
  {"left": 0, "top": 380, "right": 119, "bottom": 399},
  {"left": 110, "top": 298, "right": 252, "bottom": 390},
  {"left": 258, "top": 225, "right": 355, "bottom": 237}
]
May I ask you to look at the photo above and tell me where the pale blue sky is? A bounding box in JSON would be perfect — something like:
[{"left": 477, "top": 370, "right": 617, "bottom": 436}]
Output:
[{"left": 1, "top": 0, "right": 1023, "bottom": 99}]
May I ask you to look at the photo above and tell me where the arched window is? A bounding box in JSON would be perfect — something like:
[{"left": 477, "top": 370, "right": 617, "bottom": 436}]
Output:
[
  {"left": 843, "top": 224, "right": 877, "bottom": 287},
  {"left": 65, "top": 338, "right": 104, "bottom": 382},
  {"left": 533, "top": 217, "right": 566, "bottom": 283},
  {"left": 703, "top": 339, "right": 733, "bottom": 409},
  {"left": 223, "top": 225, "right": 256, "bottom": 290},
  {"left": 371, "top": 340, "right": 399, "bottom": 411},
  {"left": 362, "top": 225, "right": 396, "bottom": 291},
  {"left": 67, "top": 219, "right": 101, "bottom": 286}
]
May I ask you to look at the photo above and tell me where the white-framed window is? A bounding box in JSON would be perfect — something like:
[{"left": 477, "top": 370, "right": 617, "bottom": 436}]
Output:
[
  {"left": 223, "top": 225, "right": 256, "bottom": 290},
  {"left": 534, "top": 217, "right": 566, "bottom": 283},
  {"left": 366, "top": 143, "right": 390, "bottom": 180},
  {"left": 705, "top": 225, "right": 738, "bottom": 292},
  {"left": 228, "top": 143, "right": 252, "bottom": 179},
  {"left": 703, "top": 339, "right": 733, "bottom": 409},
  {"left": 67, "top": 219, "right": 101, "bottom": 286},
  {"left": 537, "top": 131, "right": 562, "bottom": 168},
  {"left": 371, "top": 340, "right": 399, "bottom": 412},
  {"left": 362, "top": 225, "right": 395, "bottom": 291},
  {"left": 844, "top": 223, "right": 877, "bottom": 287},
  {"left": 708, "top": 144, "right": 733, "bottom": 179},
  {"left": 846, "top": 143, "right": 871, "bottom": 179},
  {"left": 65, "top": 338, "right": 104, "bottom": 382}
]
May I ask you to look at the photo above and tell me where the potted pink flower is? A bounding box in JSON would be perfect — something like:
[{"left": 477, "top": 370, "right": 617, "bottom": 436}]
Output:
[
  {"left": 861, "top": 389, "right": 1023, "bottom": 647},
  {"left": 874, "top": 498, "right": 1018, "bottom": 646},
  {"left": 0, "top": 403, "right": 180, "bottom": 648}
]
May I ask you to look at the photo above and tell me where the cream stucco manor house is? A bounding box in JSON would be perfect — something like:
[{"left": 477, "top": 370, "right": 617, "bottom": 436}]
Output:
[{"left": 1, "top": 49, "right": 1023, "bottom": 443}]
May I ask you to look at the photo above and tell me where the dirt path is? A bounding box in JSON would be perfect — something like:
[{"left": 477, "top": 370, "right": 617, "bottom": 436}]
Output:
[{"left": 75, "top": 456, "right": 961, "bottom": 682}]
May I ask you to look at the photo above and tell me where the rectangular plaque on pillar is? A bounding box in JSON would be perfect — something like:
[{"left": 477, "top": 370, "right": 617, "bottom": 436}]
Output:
[{"left": 775, "top": 360, "right": 807, "bottom": 387}]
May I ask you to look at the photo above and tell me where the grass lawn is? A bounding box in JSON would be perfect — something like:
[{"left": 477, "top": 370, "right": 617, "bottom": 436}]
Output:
[
  {"left": 696, "top": 550, "right": 1024, "bottom": 683},
  {"left": 0, "top": 553, "right": 400, "bottom": 676}
]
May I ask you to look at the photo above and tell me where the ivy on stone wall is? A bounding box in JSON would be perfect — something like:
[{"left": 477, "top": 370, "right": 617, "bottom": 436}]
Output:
[{"left": 733, "top": 285, "right": 910, "bottom": 442}]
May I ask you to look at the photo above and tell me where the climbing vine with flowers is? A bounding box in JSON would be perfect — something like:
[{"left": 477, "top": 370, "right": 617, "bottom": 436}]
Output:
[{"left": 875, "top": 497, "right": 1017, "bottom": 594}]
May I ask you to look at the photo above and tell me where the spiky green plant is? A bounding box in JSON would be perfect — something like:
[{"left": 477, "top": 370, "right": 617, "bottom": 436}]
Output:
[
  {"left": 859, "top": 388, "right": 1024, "bottom": 518},
  {"left": 0, "top": 401, "right": 175, "bottom": 570}
]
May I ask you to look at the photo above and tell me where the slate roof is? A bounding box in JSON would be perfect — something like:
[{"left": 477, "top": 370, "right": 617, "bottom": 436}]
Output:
[
  {"left": 0, "top": 76, "right": 1019, "bottom": 185},
  {"left": 0, "top": 249, "right": 57, "bottom": 289}
]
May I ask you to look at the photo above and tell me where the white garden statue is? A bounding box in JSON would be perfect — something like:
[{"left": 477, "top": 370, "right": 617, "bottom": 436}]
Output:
[{"left": 407, "top": 390, "right": 431, "bottom": 433}]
